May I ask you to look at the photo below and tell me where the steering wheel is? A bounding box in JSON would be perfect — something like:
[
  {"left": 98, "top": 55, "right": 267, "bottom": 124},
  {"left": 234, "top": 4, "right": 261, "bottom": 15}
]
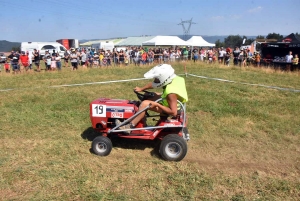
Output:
[{"left": 134, "top": 90, "right": 156, "bottom": 101}]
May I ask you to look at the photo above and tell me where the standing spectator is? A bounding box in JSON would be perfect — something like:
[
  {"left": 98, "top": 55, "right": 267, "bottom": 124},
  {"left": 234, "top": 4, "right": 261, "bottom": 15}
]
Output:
[
  {"left": 119, "top": 50, "right": 125, "bottom": 67},
  {"left": 169, "top": 50, "right": 176, "bottom": 63},
  {"left": 175, "top": 48, "right": 181, "bottom": 62},
  {"left": 106, "top": 50, "right": 112, "bottom": 66},
  {"left": 124, "top": 51, "right": 130, "bottom": 66},
  {"left": 207, "top": 48, "right": 213, "bottom": 63},
  {"left": 64, "top": 50, "right": 70, "bottom": 67},
  {"left": 55, "top": 53, "right": 62, "bottom": 70},
  {"left": 93, "top": 51, "right": 99, "bottom": 68},
  {"left": 158, "top": 48, "right": 163, "bottom": 64},
  {"left": 113, "top": 49, "right": 119, "bottom": 66},
  {"left": 70, "top": 48, "right": 79, "bottom": 70},
  {"left": 80, "top": 50, "right": 87, "bottom": 68},
  {"left": 187, "top": 47, "right": 192, "bottom": 60},
  {"left": 33, "top": 49, "right": 40, "bottom": 72},
  {"left": 52, "top": 50, "right": 56, "bottom": 57},
  {"left": 4, "top": 60, "right": 10, "bottom": 73},
  {"left": 192, "top": 48, "right": 199, "bottom": 62},
  {"left": 27, "top": 51, "right": 33, "bottom": 72},
  {"left": 12, "top": 54, "right": 19, "bottom": 74},
  {"left": 182, "top": 48, "right": 188, "bottom": 61},
  {"left": 246, "top": 49, "right": 253, "bottom": 67},
  {"left": 212, "top": 48, "right": 217, "bottom": 63},
  {"left": 224, "top": 48, "right": 231, "bottom": 66},
  {"left": 218, "top": 47, "right": 226, "bottom": 64},
  {"left": 7, "top": 51, "right": 15, "bottom": 70},
  {"left": 15, "top": 51, "right": 20, "bottom": 71},
  {"left": 200, "top": 48, "right": 205, "bottom": 62},
  {"left": 43, "top": 50, "right": 51, "bottom": 71},
  {"left": 50, "top": 54, "right": 57, "bottom": 71},
  {"left": 141, "top": 50, "right": 147, "bottom": 65},
  {"left": 285, "top": 51, "right": 293, "bottom": 71},
  {"left": 131, "top": 48, "right": 137, "bottom": 65},
  {"left": 233, "top": 47, "right": 240, "bottom": 66},
  {"left": 239, "top": 50, "right": 247, "bottom": 67},
  {"left": 148, "top": 48, "right": 154, "bottom": 65},
  {"left": 163, "top": 49, "right": 169, "bottom": 63},
  {"left": 99, "top": 51, "right": 104, "bottom": 67},
  {"left": 45, "top": 55, "right": 51, "bottom": 71},
  {"left": 254, "top": 52, "right": 261, "bottom": 67},
  {"left": 292, "top": 54, "right": 298, "bottom": 71},
  {"left": 19, "top": 51, "right": 29, "bottom": 73},
  {"left": 87, "top": 51, "right": 93, "bottom": 68}
]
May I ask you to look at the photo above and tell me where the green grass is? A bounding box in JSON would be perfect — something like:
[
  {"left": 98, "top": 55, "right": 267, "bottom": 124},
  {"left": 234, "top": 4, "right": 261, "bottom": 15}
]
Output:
[{"left": 0, "top": 62, "right": 299, "bottom": 200}]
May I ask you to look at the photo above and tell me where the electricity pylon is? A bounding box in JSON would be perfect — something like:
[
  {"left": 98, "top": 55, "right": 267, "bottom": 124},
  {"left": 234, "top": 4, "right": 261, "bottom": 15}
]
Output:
[{"left": 178, "top": 18, "right": 196, "bottom": 40}]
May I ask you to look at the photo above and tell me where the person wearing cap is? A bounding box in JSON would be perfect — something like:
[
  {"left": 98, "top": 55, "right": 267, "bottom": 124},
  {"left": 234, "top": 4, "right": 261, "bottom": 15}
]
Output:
[{"left": 116, "top": 64, "right": 188, "bottom": 134}]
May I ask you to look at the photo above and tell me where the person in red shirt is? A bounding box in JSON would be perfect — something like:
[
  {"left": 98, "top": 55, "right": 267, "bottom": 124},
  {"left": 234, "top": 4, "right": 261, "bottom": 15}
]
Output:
[
  {"left": 4, "top": 60, "right": 10, "bottom": 73},
  {"left": 19, "top": 51, "right": 29, "bottom": 72}
]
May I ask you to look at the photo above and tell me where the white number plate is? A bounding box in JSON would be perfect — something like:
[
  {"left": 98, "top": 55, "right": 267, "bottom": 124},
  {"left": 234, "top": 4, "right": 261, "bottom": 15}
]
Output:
[{"left": 92, "top": 104, "right": 106, "bottom": 117}]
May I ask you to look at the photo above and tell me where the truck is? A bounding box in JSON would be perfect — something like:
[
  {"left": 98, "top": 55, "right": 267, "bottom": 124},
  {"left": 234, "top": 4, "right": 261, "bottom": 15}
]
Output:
[
  {"left": 21, "top": 42, "right": 68, "bottom": 60},
  {"left": 91, "top": 41, "right": 114, "bottom": 51},
  {"left": 56, "top": 39, "right": 79, "bottom": 50}
]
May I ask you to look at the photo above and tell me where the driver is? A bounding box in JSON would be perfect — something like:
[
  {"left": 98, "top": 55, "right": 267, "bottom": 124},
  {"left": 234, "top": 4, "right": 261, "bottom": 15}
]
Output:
[{"left": 116, "top": 64, "right": 188, "bottom": 133}]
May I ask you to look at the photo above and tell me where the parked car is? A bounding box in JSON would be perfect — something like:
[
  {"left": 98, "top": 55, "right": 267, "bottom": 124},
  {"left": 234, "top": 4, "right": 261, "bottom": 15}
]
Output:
[{"left": 0, "top": 52, "right": 7, "bottom": 63}]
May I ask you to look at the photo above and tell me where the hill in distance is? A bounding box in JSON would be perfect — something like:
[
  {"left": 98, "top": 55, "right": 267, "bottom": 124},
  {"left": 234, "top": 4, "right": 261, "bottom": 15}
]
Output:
[{"left": 0, "top": 40, "right": 21, "bottom": 52}]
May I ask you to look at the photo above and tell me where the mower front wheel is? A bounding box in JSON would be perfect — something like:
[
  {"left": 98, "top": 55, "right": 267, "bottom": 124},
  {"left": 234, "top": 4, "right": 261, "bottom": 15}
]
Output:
[
  {"left": 159, "top": 134, "right": 187, "bottom": 161},
  {"left": 92, "top": 136, "right": 112, "bottom": 156}
]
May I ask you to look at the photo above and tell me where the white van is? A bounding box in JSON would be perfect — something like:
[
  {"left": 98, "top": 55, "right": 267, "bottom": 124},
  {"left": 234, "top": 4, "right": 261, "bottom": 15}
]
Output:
[
  {"left": 21, "top": 42, "right": 68, "bottom": 59},
  {"left": 91, "top": 41, "right": 114, "bottom": 51}
]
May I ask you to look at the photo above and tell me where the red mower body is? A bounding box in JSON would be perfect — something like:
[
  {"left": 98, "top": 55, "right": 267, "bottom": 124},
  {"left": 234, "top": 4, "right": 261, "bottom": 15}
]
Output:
[{"left": 89, "top": 93, "right": 190, "bottom": 161}]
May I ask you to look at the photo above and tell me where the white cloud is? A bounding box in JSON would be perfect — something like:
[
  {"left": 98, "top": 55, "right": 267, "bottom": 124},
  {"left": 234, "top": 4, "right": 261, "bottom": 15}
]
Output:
[
  {"left": 248, "top": 6, "right": 263, "bottom": 13},
  {"left": 211, "top": 16, "right": 224, "bottom": 21}
]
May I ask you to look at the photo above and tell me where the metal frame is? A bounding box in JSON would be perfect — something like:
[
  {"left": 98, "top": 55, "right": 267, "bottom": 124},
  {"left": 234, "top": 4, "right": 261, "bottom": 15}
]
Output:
[{"left": 108, "top": 98, "right": 187, "bottom": 137}]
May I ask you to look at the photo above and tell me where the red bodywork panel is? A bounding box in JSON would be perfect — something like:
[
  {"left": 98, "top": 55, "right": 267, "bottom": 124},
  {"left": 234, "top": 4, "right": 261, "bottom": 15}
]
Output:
[{"left": 90, "top": 98, "right": 138, "bottom": 131}]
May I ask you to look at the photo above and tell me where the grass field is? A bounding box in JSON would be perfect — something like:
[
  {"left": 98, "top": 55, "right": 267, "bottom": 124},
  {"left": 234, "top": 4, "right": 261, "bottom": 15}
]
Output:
[{"left": 0, "top": 62, "right": 299, "bottom": 200}]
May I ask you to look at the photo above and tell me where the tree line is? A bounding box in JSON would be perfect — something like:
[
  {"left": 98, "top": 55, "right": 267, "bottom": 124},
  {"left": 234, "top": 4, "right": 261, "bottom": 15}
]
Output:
[{"left": 215, "top": 32, "right": 300, "bottom": 48}]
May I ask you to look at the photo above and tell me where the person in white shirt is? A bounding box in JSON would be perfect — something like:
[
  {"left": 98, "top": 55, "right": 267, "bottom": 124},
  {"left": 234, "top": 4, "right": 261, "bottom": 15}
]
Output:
[{"left": 286, "top": 51, "right": 293, "bottom": 71}]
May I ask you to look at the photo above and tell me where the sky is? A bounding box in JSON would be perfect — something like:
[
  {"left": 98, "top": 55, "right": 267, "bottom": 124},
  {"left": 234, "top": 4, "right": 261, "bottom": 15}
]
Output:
[{"left": 0, "top": 0, "right": 299, "bottom": 42}]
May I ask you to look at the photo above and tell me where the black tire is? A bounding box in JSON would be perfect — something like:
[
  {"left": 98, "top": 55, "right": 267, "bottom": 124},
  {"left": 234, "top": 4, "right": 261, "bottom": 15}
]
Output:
[
  {"left": 92, "top": 136, "right": 112, "bottom": 156},
  {"left": 159, "top": 134, "right": 188, "bottom": 161}
]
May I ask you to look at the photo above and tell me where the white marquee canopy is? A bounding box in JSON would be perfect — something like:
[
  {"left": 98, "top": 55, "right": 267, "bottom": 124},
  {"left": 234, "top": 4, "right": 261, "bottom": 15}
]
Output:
[
  {"left": 142, "top": 36, "right": 189, "bottom": 46},
  {"left": 186, "top": 36, "right": 215, "bottom": 47}
]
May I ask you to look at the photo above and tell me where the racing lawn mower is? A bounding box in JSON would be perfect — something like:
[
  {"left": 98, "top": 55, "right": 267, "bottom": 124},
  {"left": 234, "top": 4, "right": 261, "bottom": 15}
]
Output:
[{"left": 89, "top": 90, "right": 190, "bottom": 161}]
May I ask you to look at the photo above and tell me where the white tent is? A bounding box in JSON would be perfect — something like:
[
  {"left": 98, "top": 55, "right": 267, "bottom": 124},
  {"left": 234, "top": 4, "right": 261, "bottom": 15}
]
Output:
[
  {"left": 186, "top": 36, "right": 215, "bottom": 47},
  {"left": 142, "top": 36, "right": 189, "bottom": 46}
]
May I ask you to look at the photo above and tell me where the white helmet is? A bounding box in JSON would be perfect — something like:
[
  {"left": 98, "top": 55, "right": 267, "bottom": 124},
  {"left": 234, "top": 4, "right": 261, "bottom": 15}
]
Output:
[{"left": 144, "top": 64, "right": 176, "bottom": 88}]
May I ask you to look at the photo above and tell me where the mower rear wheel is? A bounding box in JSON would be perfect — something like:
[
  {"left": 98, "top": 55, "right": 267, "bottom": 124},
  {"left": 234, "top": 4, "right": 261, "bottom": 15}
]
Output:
[
  {"left": 92, "top": 136, "right": 112, "bottom": 156},
  {"left": 159, "top": 134, "right": 187, "bottom": 161}
]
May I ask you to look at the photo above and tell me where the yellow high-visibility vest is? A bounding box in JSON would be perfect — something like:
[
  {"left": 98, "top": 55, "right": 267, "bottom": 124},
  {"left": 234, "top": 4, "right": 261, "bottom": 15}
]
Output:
[{"left": 161, "top": 76, "right": 188, "bottom": 107}]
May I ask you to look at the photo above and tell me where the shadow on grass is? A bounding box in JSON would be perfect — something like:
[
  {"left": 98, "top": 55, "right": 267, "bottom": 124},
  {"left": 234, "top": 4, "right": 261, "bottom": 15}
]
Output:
[{"left": 81, "top": 127, "right": 161, "bottom": 158}]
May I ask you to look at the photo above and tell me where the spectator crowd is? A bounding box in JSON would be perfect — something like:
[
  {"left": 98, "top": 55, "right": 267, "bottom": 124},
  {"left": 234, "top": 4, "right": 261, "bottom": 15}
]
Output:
[{"left": 1, "top": 46, "right": 299, "bottom": 74}]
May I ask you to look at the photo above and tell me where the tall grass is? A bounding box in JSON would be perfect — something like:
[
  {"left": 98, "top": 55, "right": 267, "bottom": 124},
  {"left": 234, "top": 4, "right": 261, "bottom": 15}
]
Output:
[{"left": 0, "top": 62, "right": 299, "bottom": 200}]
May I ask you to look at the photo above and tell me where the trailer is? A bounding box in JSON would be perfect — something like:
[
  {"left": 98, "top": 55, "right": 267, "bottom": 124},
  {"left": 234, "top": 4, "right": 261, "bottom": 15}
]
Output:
[
  {"left": 91, "top": 41, "right": 114, "bottom": 51},
  {"left": 56, "top": 39, "right": 79, "bottom": 50}
]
